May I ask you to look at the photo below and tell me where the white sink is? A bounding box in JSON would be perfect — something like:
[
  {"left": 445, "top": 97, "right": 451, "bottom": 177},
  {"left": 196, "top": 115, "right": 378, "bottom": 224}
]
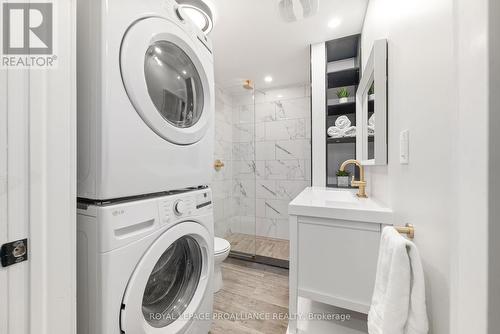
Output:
[
  {"left": 309, "top": 187, "right": 358, "bottom": 203},
  {"left": 289, "top": 187, "right": 393, "bottom": 224}
]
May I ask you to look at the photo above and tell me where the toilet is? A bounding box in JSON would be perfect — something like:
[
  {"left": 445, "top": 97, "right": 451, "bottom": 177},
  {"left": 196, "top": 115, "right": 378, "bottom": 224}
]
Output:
[{"left": 213, "top": 237, "right": 231, "bottom": 293}]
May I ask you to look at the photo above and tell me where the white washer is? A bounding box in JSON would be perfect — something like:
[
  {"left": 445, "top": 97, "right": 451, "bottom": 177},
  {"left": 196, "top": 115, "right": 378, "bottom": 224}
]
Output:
[
  {"left": 77, "top": 0, "right": 215, "bottom": 200},
  {"left": 77, "top": 188, "right": 214, "bottom": 334}
]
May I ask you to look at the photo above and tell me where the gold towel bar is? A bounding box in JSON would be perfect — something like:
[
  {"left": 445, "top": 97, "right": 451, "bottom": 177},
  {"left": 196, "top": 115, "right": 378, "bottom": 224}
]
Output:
[{"left": 395, "top": 224, "right": 415, "bottom": 239}]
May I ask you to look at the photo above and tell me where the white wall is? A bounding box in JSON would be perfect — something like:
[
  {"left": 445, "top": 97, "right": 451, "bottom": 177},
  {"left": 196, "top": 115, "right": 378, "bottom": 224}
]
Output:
[
  {"left": 453, "top": 0, "right": 489, "bottom": 332},
  {"left": 361, "top": 0, "right": 489, "bottom": 332},
  {"left": 488, "top": 0, "right": 500, "bottom": 330},
  {"left": 311, "top": 43, "right": 327, "bottom": 187}
]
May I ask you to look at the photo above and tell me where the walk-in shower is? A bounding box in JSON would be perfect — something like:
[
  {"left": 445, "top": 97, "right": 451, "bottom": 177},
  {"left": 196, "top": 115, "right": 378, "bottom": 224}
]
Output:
[{"left": 212, "top": 82, "right": 312, "bottom": 267}]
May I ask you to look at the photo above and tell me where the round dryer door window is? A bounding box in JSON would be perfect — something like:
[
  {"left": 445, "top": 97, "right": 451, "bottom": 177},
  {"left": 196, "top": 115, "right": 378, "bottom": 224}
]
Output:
[
  {"left": 121, "top": 17, "right": 213, "bottom": 145},
  {"left": 144, "top": 41, "right": 204, "bottom": 129},
  {"left": 120, "top": 222, "right": 212, "bottom": 333}
]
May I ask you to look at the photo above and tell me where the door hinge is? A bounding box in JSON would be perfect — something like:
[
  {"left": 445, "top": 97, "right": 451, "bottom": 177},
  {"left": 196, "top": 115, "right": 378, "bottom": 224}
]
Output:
[{"left": 1, "top": 238, "right": 28, "bottom": 267}]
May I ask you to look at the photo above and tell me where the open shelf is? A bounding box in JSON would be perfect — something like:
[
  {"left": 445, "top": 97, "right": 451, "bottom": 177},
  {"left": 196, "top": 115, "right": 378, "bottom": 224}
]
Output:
[
  {"left": 327, "top": 137, "right": 356, "bottom": 144},
  {"left": 327, "top": 58, "right": 357, "bottom": 74},
  {"left": 328, "top": 100, "right": 376, "bottom": 116},
  {"left": 327, "top": 68, "right": 360, "bottom": 89},
  {"left": 369, "top": 100, "right": 374, "bottom": 112},
  {"left": 327, "top": 136, "right": 375, "bottom": 144},
  {"left": 326, "top": 35, "right": 361, "bottom": 62},
  {"left": 328, "top": 101, "right": 356, "bottom": 116}
]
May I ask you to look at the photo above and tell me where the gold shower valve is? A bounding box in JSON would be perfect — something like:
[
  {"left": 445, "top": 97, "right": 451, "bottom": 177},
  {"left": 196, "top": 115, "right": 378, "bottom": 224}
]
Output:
[{"left": 214, "top": 159, "right": 225, "bottom": 171}]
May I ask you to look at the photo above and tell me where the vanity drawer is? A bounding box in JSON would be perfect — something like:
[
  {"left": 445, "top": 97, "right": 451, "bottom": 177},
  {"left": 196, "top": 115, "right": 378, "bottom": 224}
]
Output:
[{"left": 297, "top": 217, "right": 381, "bottom": 313}]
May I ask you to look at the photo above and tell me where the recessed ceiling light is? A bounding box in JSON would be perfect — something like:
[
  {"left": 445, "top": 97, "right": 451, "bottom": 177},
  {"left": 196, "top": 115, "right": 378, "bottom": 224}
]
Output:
[
  {"left": 264, "top": 76, "right": 273, "bottom": 83},
  {"left": 328, "top": 18, "right": 341, "bottom": 29}
]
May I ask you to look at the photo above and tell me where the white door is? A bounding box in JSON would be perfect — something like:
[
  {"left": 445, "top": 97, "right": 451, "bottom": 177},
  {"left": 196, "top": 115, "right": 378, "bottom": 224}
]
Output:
[
  {"left": 120, "top": 17, "right": 212, "bottom": 145},
  {"left": 120, "top": 222, "right": 211, "bottom": 334},
  {"left": 0, "top": 1, "right": 77, "bottom": 334}
]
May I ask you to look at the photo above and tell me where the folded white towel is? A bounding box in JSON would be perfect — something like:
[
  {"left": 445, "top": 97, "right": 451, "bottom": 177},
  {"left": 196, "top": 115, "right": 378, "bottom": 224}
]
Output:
[
  {"left": 368, "top": 227, "right": 429, "bottom": 334},
  {"left": 369, "top": 114, "right": 375, "bottom": 127},
  {"left": 368, "top": 125, "right": 375, "bottom": 136},
  {"left": 327, "top": 126, "right": 344, "bottom": 138},
  {"left": 344, "top": 126, "right": 356, "bottom": 137},
  {"left": 335, "top": 115, "right": 351, "bottom": 129}
]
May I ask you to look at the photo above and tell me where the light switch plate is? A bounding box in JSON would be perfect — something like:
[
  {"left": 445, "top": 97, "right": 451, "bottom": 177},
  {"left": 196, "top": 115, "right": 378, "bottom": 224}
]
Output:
[{"left": 400, "top": 130, "right": 409, "bottom": 164}]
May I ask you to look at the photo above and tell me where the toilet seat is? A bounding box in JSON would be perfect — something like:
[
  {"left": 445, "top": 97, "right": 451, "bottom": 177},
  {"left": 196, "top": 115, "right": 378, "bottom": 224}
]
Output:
[{"left": 214, "top": 237, "right": 230, "bottom": 255}]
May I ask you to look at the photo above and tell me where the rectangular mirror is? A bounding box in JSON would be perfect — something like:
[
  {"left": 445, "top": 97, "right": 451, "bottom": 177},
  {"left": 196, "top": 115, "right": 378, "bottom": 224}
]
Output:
[{"left": 356, "top": 39, "right": 387, "bottom": 165}]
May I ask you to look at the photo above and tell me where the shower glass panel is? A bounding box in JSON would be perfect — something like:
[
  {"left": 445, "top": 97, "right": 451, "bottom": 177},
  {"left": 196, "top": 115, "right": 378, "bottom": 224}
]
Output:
[
  {"left": 230, "top": 85, "right": 258, "bottom": 258},
  {"left": 213, "top": 82, "right": 311, "bottom": 267},
  {"left": 221, "top": 83, "right": 257, "bottom": 259}
]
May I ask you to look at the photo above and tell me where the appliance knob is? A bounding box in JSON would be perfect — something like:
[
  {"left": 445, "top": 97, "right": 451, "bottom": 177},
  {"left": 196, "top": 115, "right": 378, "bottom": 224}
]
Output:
[
  {"left": 175, "top": 7, "right": 185, "bottom": 21},
  {"left": 174, "top": 200, "right": 186, "bottom": 216}
]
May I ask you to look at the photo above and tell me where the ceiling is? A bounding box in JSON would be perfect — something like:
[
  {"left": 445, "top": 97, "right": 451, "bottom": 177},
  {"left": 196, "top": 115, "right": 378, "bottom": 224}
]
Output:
[{"left": 210, "top": 0, "right": 368, "bottom": 91}]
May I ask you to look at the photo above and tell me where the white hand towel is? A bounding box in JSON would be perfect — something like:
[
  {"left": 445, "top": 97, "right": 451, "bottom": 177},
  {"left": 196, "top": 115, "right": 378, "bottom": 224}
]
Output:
[
  {"left": 344, "top": 126, "right": 356, "bottom": 137},
  {"left": 327, "top": 126, "right": 344, "bottom": 138},
  {"left": 335, "top": 115, "right": 351, "bottom": 129},
  {"left": 368, "top": 227, "right": 429, "bottom": 334},
  {"left": 368, "top": 125, "right": 375, "bottom": 136},
  {"left": 369, "top": 114, "right": 376, "bottom": 127}
]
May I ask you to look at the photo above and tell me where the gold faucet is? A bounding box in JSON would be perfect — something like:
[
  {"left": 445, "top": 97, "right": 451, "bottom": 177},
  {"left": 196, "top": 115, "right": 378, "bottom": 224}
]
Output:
[{"left": 339, "top": 159, "right": 368, "bottom": 198}]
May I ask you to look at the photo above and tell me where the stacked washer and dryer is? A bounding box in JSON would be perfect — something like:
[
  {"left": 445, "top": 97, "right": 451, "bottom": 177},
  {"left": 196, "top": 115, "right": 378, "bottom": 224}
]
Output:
[{"left": 76, "top": 0, "right": 217, "bottom": 333}]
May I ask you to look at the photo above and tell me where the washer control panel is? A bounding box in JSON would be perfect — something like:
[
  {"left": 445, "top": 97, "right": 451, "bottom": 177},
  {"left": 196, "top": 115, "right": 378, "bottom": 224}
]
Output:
[
  {"left": 158, "top": 198, "right": 174, "bottom": 225},
  {"left": 174, "top": 200, "right": 186, "bottom": 216},
  {"left": 158, "top": 189, "right": 212, "bottom": 226}
]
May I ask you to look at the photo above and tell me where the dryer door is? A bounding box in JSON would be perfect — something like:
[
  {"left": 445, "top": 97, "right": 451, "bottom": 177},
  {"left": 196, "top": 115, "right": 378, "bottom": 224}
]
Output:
[
  {"left": 120, "top": 222, "right": 212, "bottom": 333},
  {"left": 121, "top": 17, "right": 212, "bottom": 145}
]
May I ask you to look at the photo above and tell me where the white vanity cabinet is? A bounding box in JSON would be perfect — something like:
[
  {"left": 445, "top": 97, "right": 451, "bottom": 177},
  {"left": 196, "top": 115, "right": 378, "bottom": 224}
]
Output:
[{"left": 287, "top": 187, "right": 393, "bottom": 334}]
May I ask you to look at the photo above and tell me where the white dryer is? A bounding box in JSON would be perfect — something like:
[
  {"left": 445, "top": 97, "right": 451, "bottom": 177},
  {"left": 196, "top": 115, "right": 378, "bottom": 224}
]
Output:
[
  {"left": 77, "top": 188, "right": 214, "bottom": 334},
  {"left": 77, "top": 0, "right": 214, "bottom": 200}
]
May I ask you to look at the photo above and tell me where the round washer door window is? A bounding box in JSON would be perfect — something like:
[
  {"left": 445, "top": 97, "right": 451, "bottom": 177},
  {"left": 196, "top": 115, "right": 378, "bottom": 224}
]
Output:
[
  {"left": 121, "top": 17, "right": 212, "bottom": 145},
  {"left": 144, "top": 41, "right": 204, "bottom": 129},
  {"left": 120, "top": 222, "right": 212, "bottom": 334},
  {"left": 142, "top": 236, "right": 202, "bottom": 327}
]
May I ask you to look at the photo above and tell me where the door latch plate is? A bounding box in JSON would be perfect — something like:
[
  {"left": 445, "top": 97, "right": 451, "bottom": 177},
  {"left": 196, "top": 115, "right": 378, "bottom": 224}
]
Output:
[{"left": 1, "top": 238, "right": 28, "bottom": 267}]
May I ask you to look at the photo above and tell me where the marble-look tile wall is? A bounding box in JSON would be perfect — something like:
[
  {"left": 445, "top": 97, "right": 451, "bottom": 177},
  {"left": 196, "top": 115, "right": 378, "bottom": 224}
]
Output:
[
  {"left": 212, "top": 87, "right": 233, "bottom": 238},
  {"left": 230, "top": 91, "right": 257, "bottom": 236},
  {"left": 232, "top": 85, "right": 312, "bottom": 240}
]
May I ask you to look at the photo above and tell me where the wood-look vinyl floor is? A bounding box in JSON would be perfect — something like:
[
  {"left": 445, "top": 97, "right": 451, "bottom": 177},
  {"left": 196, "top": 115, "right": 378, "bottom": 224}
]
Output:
[
  {"left": 210, "top": 258, "right": 289, "bottom": 334},
  {"left": 226, "top": 233, "right": 290, "bottom": 261}
]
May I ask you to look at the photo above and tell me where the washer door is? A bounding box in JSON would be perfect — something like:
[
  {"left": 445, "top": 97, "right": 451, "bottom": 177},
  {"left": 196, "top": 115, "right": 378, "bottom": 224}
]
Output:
[
  {"left": 121, "top": 17, "right": 211, "bottom": 145},
  {"left": 120, "top": 222, "right": 211, "bottom": 333}
]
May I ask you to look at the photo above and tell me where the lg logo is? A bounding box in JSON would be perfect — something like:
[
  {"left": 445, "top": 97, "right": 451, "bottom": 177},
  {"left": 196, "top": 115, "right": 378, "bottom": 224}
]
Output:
[{"left": 2, "top": 3, "right": 53, "bottom": 55}]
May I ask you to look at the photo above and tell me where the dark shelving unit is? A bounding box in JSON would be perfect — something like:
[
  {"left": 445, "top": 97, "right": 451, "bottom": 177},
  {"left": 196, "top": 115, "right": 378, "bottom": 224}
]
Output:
[
  {"left": 325, "top": 34, "right": 362, "bottom": 188},
  {"left": 327, "top": 137, "right": 374, "bottom": 144},
  {"left": 326, "top": 35, "right": 361, "bottom": 62},
  {"left": 328, "top": 101, "right": 356, "bottom": 116},
  {"left": 368, "top": 99, "right": 374, "bottom": 112},
  {"left": 327, "top": 137, "right": 356, "bottom": 144},
  {"left": 327, "top": 68, "right": 360, "bottom": 89}
]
